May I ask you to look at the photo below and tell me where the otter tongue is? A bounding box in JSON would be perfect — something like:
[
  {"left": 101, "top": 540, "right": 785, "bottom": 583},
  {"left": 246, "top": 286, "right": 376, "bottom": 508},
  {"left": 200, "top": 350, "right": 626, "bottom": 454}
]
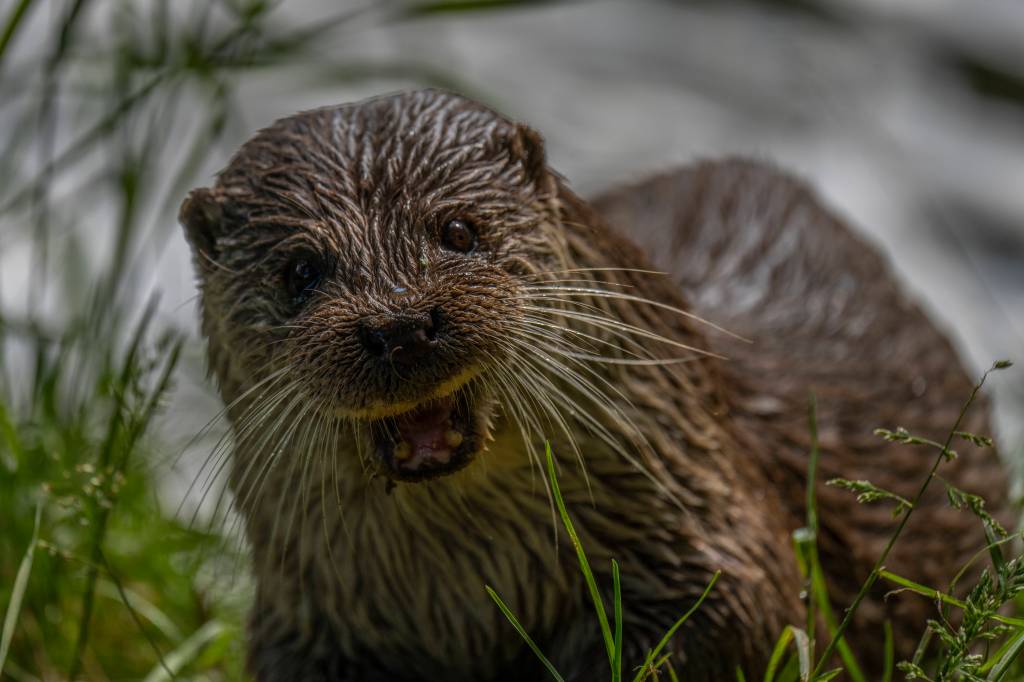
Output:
[{"left": 395, "top": 398, "right": 456, "bottom": 469}]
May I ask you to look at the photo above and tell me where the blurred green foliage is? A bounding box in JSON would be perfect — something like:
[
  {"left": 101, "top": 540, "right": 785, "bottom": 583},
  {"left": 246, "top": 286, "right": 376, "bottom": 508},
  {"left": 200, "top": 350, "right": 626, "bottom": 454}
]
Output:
[{"left": 0, "top": 299, "right": 246, "bottom": 680}]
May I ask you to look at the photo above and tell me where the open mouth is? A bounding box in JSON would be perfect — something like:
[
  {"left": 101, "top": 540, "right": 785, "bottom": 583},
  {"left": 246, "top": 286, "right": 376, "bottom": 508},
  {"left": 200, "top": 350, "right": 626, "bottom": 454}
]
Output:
[{"left": 369, "top": 383, "right": 486, "bottom": 482}]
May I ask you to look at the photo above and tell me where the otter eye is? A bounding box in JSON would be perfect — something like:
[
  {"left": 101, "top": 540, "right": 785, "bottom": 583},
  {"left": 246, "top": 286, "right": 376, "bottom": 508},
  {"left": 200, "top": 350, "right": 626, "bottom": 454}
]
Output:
[
  {"left": 284, "top": 257, "right": 321, "bottom": 301},
  {"left": 441, "top": 219, "right": 477, "bottom": 253}
]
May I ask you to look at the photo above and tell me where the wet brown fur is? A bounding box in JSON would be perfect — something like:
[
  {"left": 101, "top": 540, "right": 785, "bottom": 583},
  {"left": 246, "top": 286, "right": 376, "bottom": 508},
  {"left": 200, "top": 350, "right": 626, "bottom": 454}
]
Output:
[{"left": 179, "top": 89, "right": 1008, "bottom": 680}]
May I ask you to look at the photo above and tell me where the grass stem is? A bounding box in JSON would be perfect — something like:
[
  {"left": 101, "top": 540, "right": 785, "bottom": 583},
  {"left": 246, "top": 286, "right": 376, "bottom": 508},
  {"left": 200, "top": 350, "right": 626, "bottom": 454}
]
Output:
[{"left": 811, "top": 363, "right": 1002, "bottom": 677}]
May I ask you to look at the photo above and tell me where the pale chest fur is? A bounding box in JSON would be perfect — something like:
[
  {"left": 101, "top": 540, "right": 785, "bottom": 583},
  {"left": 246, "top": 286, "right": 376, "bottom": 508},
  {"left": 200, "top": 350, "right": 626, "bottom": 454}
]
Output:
[{"left": 237, "top": 432, "right": 650, "bottom": 679}]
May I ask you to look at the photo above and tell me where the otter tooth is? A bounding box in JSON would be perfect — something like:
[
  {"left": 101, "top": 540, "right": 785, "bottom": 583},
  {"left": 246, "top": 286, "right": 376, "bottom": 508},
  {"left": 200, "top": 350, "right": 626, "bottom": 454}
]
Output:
[
  {"left": 393, "top": 441, "right": 412, "bottom": 461},
  {"left": 444, "top": 430, "right": 464, "bottom": 448}
]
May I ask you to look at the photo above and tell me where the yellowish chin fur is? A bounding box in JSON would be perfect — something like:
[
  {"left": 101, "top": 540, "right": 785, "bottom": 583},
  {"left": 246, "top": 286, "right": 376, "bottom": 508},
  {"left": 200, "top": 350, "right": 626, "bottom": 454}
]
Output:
[{"left": 332, "top": 367, "right": 481, "bottom": 420}]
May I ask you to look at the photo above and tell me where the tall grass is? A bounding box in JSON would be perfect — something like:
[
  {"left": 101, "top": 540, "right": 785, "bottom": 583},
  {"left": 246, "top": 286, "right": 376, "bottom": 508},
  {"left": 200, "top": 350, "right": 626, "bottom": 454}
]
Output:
[
  {"left": 0, "top": 2, "right": 1020, "bottom": 681},
  {"left": 0, "top": 287, "right": 245, "bottom": 679}
]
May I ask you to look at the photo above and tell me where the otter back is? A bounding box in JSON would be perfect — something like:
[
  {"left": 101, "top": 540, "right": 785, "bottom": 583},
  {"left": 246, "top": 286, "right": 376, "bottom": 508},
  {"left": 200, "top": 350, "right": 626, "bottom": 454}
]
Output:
[{"left": 592, "top": 158, "right": 1010, "bottom": 658}]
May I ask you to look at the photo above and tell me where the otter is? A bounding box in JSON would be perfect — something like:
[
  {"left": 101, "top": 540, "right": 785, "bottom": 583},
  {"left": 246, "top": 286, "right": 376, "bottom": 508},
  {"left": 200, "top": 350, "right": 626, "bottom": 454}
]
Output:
[{"left": 179, "top": 89, "right": 1007, "bottom": 680}]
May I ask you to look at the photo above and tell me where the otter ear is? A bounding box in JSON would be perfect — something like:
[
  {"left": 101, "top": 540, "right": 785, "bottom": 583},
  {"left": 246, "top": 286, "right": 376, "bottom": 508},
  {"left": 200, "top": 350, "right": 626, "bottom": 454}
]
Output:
[
  {"left": 179, "top": 187, "right": 224, "bottom": 263},
  {"left": 507, "top": 123, "right": 547, "bottom": 186}
]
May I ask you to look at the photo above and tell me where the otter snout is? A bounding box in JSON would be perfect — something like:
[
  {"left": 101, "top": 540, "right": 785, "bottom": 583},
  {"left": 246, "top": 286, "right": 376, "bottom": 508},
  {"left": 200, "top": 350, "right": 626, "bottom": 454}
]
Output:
[{"left": 358, "top": 309, "right": 441, "bottom": 365}]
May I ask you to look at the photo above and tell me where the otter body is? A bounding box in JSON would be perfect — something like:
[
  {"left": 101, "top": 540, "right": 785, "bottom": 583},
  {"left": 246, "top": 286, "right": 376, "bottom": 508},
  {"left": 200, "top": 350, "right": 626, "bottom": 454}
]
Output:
[{"left": 180, "top": 90, "right": 1006, "bottom": 680}]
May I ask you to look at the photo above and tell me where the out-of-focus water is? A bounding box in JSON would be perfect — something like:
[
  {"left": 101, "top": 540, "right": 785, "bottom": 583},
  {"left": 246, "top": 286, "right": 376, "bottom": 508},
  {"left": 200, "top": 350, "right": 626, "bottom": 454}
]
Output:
[{"left": 1, "top": 0, "right": 1022, "bottom": 507}]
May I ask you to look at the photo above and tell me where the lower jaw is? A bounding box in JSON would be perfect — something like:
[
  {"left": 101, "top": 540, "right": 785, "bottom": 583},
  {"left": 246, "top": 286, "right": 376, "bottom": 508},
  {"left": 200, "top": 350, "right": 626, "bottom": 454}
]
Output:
[{"left": 366, "top": 383, "right": 494, "bottom": 483}]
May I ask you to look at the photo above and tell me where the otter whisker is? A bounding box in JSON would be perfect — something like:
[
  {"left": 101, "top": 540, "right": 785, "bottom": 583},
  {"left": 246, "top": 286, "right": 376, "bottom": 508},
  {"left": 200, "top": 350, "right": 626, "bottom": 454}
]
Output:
[
  {"left": 265, "top": 400, "right": 320, "bottom": 582},
  {"left": 350, "top": 419, "right": 370, "bottom": 475},
  {"left": 327, "top": 416, "right": 353, "bottom": 546},
  {"left": 292, "top": 407, "right": 325, "bottom": 569},
  {"left": 171, "top": 367, "right": 290, "bottom": 507},
  {"left": 483, "top": 315, "right": 651, "bottom": 489},
  {"left": 291, "top": 405, "right": 331, "bottom": 585},
  {"left": 476, "top": 353, "right": 548, "bottom": 485},
  {"left": 511, "top": 349, "right": 632, "bottom": 454},
  {"left": 232, "top": 387, "right": 310, "bottom": 523},
  {"left": 523, "top": 285, "right": 749, "bottom": 342},
  {"left": 479, "top": 348, "right": 560, "bottom": 486},
  {"left": 223, "top": 380, "right": 307, "bottom": 512},
  {"left": 215, "top": 396, "right": 308, "bottom": 560},
  {"left": 522, "top": 266, "right": 669, "bottom": 279},
  {"left": 321, "top": 419, "right": 352, "bottom": 590},
  {"left": 518, "top": 292, "right": 669, "bottom": 348},
  {"left": 513, "top": 315, "right": 655, "bottom": 361},
  {"left": 521, "top": 304, "right": 727, "bottom": 360},
  {"left": 185, "top": 374, "right": 297, "bottom": 532},
  {"left": 503, "top": 355, "right": 592, "bottom": 493},
  {"left": 175, "top": 365, "right": 291, "bottom": 458},
  {"left": 512, "top": 317, "right": 664, "bottom": 366},
  {"left": 265, "top": 324, "right": 308, "bottom": 334},
  {"left": 503, "top": 315, "right": 669, "bottom": 435},
  {"left": 500, "top": 336, "right": 691, "bottom": 515},
  {"left": 472, "top": 341, "right": 559, "bottom": 514},
  {"left": 516, "top": 313, "right": 671, "bottom": 367},
  {"left": 519, "top": 277, "right": 638, "bottom": 289},
  {"left": 270, "top": 415, "right": 313, "bottom": 579},
  {"left": 513, "top": 327, "right": 703, "bottom": 367},
  {"left": 476, "top": 332, "right": 594, "bottom": 496},
  {"left": 477, "top": 338, "right": 565, "bottom": 446},
  {"left": 507, "top": 333, "right": 647, "bottom": 434}
]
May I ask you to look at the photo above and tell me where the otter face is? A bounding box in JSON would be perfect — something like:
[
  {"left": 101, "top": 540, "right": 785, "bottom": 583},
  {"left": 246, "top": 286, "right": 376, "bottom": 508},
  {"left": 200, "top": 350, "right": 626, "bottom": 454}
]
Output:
[{"left": 180, "top": 90, "right": 556, "bottom": 481}]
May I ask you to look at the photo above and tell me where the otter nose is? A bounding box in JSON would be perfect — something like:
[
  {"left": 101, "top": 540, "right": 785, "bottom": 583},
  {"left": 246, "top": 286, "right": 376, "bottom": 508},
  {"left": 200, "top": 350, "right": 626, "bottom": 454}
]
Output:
[{"left": 358, "top": 310, "right": 438, "bottom": 364}]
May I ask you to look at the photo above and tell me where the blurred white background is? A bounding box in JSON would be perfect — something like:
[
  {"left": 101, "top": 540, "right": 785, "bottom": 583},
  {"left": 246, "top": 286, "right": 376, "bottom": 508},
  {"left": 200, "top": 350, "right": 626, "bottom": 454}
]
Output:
[{"left": 2, "top": 0, "right": 1022, "bottom": 496}]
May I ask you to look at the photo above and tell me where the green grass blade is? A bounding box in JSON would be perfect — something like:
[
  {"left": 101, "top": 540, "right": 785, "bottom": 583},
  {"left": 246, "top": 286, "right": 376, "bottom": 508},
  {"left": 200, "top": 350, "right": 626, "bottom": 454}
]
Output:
[
  {"left": 802, "top": 396, "right": 867, "bottom": 682},
  {"left": 882, "top": 620, "right": 894, "bottom": 682},
  {"left": 812, "top": 365, "right": 999, "bottom": 678},
  {"left": 634, "top": 652, "right": 674, "bottom": 681},
  {"left": 763, "top": 626, "right": 794, "bottom": 682},
  {"left": 545, "top": 442, "right": 615, "bottom": 665},
  {"left": 632, "top": 570, "right": 721, "bottom": 682},
  {"left": 948, "top": 533, "right": 1021, "bottom": 599},
  {"left": 0, "top": 0, "right": 36, "bottom": 65},
  {"left": 985, "top": 628, "right": 1024, "bottom": 680},
  {"left": 97, "top": 581, "right": 182, "bottom": 641},
  {"left": 612, "top": 559, "right": 623, "bottom": 682},
  {"left": 486, "top": 586, "right": 565, "bottom": 682},
  {"left": 69, "top": 298, "right": 166, "bottom": 681},
  {"left": 141, "top": 620, "right": 229, "bottom": 682},
  {"left": 736, "top": 666, "right": 748, "bottom": 682},
  {"left": 804, "top": 395, "right": 819, "bottom": 647},
  {"left": 99, "top": 550, "right": 173, "bottom": 678},
  {"left": 0, "top": 72, "right": 169, "bottom": 215},
  {"left": 807, "top": 551, "right": 865, "bottom": 680},
  {"left": 778, "top": 654, "right": 800, "bottom": 682},
  {"left": 0, "top": 501, "right": 41, "bottom": 677},
  {"left": 984, "top": 524, "right": 1008, "bottom": 591},
  {"left": 910, "top": 626, "right": 932, "bottom": 667},
  {"left": 791, "top": 627, "right": 810, "bottom": 680},
  {"left": 0, "top": 399, "right": 22, "bottom": 461},
  {"left": 880, "top": 569, "right": 1024, "bottom": 628},
  {"left": 980, "top": 626, "right": 1024, "bottom": 674},
  {"left": 405, "top": 0, "right": 555, "bottom": 15}
]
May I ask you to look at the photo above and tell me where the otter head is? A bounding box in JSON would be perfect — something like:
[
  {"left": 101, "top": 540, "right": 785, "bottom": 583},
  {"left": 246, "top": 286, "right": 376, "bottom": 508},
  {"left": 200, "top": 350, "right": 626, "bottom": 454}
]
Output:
[{"left": 180, "top": 90, "right": 561, "bottom": 482}]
